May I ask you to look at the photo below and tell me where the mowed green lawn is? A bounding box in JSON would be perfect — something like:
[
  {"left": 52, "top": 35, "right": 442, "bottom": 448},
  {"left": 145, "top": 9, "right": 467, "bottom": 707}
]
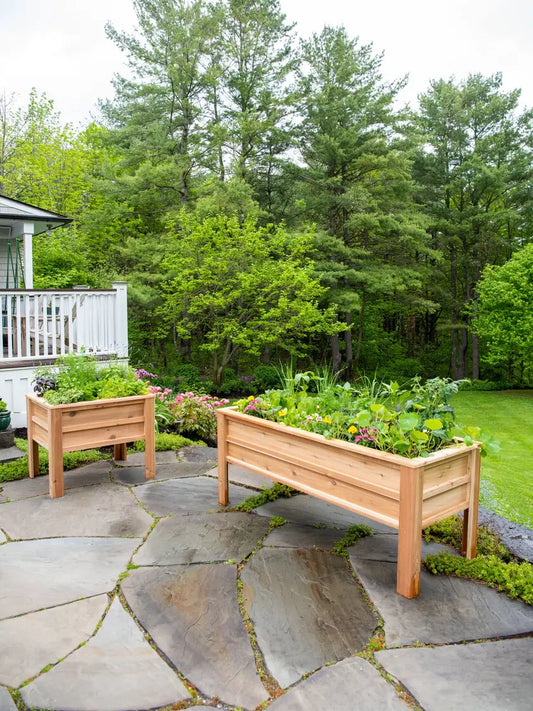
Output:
[{"left": 453, "top": 391, "right": 533, "bottom": 528}]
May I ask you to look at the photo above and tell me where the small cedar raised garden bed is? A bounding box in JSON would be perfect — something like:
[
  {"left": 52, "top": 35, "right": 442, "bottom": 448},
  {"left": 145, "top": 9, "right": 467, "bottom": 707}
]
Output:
[
  {"left": 216, "top": 407, "right": 481, "bottom": 599},
  {"left": 26, "top": 392, "right": 156, "bottom": 498}
]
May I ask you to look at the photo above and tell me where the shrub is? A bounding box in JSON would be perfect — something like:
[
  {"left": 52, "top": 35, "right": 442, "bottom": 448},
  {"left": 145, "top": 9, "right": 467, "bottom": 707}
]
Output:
[
  {"left": 168, "top": 393, "right": 229, "bottom": 443},
  {"left": 254, "top": 365, "right": 281, "bottom": 391}
]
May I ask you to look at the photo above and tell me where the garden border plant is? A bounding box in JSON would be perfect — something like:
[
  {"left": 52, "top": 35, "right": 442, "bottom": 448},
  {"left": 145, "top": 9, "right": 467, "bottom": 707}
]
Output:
[{"left": 217, "top": 374, "right": 493, "bottom": 599}]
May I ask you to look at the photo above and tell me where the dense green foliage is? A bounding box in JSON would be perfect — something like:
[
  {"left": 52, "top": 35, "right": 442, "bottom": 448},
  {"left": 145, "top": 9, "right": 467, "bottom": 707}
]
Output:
[
  {"left": 33, "top": 353, "right": 149, "bottom": 404},
  {"left": 474, "top": 245, "right": 533, "bottom": 383},
  {"left": 237, "top": 372, "right": 497, "bottom": 458},
  {"left": 453, "top": 391, "right": 533, "bottom": 526},
  {"left": 2, "top": 0, "right": 533, "bottom": 384}
]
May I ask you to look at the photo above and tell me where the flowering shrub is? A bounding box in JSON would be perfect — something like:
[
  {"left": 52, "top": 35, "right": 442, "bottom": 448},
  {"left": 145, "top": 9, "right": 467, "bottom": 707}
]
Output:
[
  {"left": 168, "top": 392, "right": 229, "bottom": 442},
  {"left": 137, "top": 373, "right": 230, "bottom": 441},
  {"left": 237, "top": 373, "right": 498, "bottom": 458}
]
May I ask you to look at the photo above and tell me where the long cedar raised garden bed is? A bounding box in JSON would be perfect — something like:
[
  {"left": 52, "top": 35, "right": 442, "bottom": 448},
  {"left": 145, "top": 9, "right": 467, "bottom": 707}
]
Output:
[
  {"left": 216, "top": 407, "right": 480, "bottom": 599},
  {"left": 26, "top": 392, "right": 156, "bottom": 498}
]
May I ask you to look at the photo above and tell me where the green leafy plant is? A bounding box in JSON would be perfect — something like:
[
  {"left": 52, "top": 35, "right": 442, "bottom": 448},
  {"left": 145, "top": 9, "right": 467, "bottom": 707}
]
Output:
[
  {"left": 0, "top": 399, "right": 7, "bottom": 412},
  {"left": 236, "top": 374, "right": 498, "bottom": 458},
  {"left": 33, "top": 353, "right": 149, "bottom": 404}
]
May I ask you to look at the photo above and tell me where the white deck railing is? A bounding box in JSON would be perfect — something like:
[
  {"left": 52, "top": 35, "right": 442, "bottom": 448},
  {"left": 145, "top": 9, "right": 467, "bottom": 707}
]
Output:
[{"left": 0, "top": 282, "right": 128, "bottom": 363}]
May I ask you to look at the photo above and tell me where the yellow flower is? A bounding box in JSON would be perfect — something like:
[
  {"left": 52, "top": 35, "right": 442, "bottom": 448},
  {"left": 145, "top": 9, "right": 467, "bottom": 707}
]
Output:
[
  {"left": 279, "top": 408, "right": 288, "bottom": 417},
  {"left": 348, "top": 425, "right": 357, "bottom": 434},
  {"left": 248, "top": 395, "right": 255, "bottom": 401},
  {"left": 324, "top": 416, "right": 332, "bottom": 424}
]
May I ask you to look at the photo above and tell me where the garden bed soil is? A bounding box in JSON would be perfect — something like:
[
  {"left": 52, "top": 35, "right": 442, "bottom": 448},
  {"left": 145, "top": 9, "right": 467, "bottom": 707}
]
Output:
[
  {"left": 26, "top": 393, "right": 156, "bottom": 498},
  {"left": 217, "top": 407, "right": 481, "bottom": 599}
]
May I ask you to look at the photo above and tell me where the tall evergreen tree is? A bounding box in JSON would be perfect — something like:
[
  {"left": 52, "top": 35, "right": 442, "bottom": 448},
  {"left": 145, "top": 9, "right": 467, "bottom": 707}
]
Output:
[
  {"left": 103, "top": 0, "right": 220, "bottom": 218},
  {"left": 414, "top": 73, "right": 533, "bottom": 378},
  {"left": 297, "top": 27, "right": 432, "bottom": 375}
]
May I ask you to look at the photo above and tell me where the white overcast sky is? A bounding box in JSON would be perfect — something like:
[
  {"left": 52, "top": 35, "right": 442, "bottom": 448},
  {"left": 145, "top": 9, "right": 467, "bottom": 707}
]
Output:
[{"left": 1, "top": 0, "right": 532, "bottom": 126}]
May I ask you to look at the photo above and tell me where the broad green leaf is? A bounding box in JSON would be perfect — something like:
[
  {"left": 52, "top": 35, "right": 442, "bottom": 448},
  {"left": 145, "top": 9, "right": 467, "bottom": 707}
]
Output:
[
  {"left": 398, "top": 413, "right": 420, "bottom": 431},
  {"left": 424, "top": 418, "right": 443, "bottom": 431},
  {"left": 356, "top": 411, "right": 372, "bottom": 427}
]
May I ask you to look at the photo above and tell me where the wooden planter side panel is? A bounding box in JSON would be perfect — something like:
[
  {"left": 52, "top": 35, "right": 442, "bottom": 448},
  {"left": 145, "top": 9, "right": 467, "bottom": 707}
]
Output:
[
  {"left": 61, "top": 400, "right": 146, "bottom": 452},
  {"left": 421, "top": 451, "right": 472, "bottom": 528},
  {"left": 225, "top": 414, "right": 402, "bottom": 529}
]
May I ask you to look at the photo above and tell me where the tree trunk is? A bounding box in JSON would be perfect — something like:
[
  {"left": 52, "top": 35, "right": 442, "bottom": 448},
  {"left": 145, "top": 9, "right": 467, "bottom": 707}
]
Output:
[
  {"left": 331, "top": 333, "right": 342, "bottom": 374},
  {"left": 471, "top": 332, "right": 480, "bottom": 380},
  {"left": 450, "top": 245, "right": 460, "bottom": 378},
  {"left": 344, "top": 311, "right": 353, "bottom": 377},
  {"left": 353, "top": 294, "right": 367, "bottom": 375},
  {"left": 263, "top": 343, "right": 271, "bottom": 365}
]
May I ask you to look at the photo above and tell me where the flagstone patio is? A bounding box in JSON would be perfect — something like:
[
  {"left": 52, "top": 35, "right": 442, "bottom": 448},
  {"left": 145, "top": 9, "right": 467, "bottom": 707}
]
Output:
[{"left": 0, "top": 448, "right": 532, "bottom": 711}]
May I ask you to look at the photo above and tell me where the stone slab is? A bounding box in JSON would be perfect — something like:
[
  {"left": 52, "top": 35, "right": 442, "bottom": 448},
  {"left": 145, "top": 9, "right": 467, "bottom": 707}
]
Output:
[
  {"left": 255, "top": 494, "right": 397, "bottom": 533},
  {"left": 122, "top": 565, "right": 268, "bottom": 710},
  {"left": 350, "top": 558, "right": 533, "bottom": 646},
  {"left": 267, "top": 657, "right": 407, "bottom": 711},
  {"left": 178, "top": 445, "right": 218, "bottom": 463},
  {"left": 0, "top": 595, "right": 108, "bottom": 687},
  {"left": 134, "top": 512, "right": 270, "bottom": 565},
  {"left": 348, "top": 534, "right": 457, "bottom": 563},
  {"left": 242, "top": 547, "right": 378, "bottom": 687},
  {"left": 134, "top": 476, "right": 250, "bottom": 517},
  {"left": 0, "top": 446, "right": 25, "bottom": 463},
  {"left": 112, "top": 461, "right": 213, "bottom": 486},
  {"left": 21, "top": 598, "right": 189, "bottom": 711},
  {"left": 209, "top": 464, "right": 273, "bottom": 489},
  {"left": 0, "top": 460, "right": 112, "bottom": 501},
  {"left": 0, "top": 537, "right": 138, "bottom": 619},
  {"left": 0, "top": 688, "right": 16, "bottom": 711},
  {"left": 478, "top": 505, "right": 533, "bottom": 561},
  {"left": 376, "top": 637, "right": 533, "bottom": 711},
  {"left": 263, "top": 522, "right": 344, "bottom": 550},
  {"left": 0, "top": 530, "right": 6, "bottom": 544},
  {"left": 0, "top": 484, "right": 152, "bottom": 539}
]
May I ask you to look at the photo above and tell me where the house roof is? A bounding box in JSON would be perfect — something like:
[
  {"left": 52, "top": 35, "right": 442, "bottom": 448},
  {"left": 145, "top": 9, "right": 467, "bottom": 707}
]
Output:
[{"left": 0, "top": 194, "right": 72, "bottom": 236}]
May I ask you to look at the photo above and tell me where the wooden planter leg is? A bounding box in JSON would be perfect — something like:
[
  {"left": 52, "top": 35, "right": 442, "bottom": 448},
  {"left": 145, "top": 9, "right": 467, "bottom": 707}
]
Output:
[
  {"left": 48, "top": 408, "right": 64, "bottom": 498},
  {"left": 27, "top": 399, "right": 39, "bottom": 479},
  {"left": 397, "top": 465, "right": 424, "bottom": 599},
  {"left": 217, "top": 411, "right": 229, "bottom": 506},
  {"left": 462, "top": 447, "right": 481, "bottom": 559},
  {"left": 144, "top": 396, "right": 155, "bottom": 480},
  {"left": 114, "top": 443, "right": 127, "bottom": 461}
]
